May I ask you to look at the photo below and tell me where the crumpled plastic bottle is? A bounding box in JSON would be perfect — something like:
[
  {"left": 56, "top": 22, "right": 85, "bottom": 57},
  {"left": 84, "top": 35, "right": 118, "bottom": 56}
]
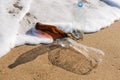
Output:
[
  {"left": 57, "top": 38, "right": 104, "bottom": 63},
  {"left": 48, "top": 38, "right": 104, "bottom": 75}
]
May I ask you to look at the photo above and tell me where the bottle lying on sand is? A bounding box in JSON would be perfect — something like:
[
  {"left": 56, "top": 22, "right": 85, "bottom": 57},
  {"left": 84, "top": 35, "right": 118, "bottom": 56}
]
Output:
[
  {"left": 31, "top": 22, "right": 104, "bottom": 75},
  {"left": 49, "top": 38, "right": 104, "bottom": 75}
]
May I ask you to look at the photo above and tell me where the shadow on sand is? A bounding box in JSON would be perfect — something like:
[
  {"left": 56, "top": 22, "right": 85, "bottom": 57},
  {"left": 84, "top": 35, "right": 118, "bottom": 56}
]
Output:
[
  {"left": 8, "top": 43, "right": 98, "bottom": 75},
  {"left": 8, "top": 44, "right": 61, "bottom": 69}
]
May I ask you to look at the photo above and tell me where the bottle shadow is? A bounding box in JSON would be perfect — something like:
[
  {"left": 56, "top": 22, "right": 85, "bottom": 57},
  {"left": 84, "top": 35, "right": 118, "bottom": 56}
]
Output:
[
  {"left": 8, "top": 44, "right": 98, "bottom": 75},
  {"left": 8, "top": 44, "right": 60, "bottom": 69}
]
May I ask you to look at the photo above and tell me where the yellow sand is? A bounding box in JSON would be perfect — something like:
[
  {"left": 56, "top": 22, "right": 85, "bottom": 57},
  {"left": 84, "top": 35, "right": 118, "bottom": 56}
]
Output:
[{"left": 0, "top": 21, "right": 120, "bottom": 80}]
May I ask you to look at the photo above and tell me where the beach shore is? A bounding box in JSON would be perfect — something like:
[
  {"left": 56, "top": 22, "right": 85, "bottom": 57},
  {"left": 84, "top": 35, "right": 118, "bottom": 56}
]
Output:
[{"left": 0, "top": 20, "right": 120, "bottom": 80}]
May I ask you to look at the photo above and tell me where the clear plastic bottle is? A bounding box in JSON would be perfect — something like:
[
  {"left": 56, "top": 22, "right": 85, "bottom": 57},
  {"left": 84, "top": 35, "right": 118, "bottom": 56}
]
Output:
[
  {"left": 57, "top": 38, "right": 104, "bottom": 63},
  {"left": 48, "top": 38, "right": 104, "bottom": 75}
]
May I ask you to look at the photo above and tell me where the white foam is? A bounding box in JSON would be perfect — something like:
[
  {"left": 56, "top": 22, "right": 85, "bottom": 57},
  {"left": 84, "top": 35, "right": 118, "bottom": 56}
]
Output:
[
  {"left": 0, "top": 0, "right": 32, "bottom": 57},
  {"left": 73, "top": 0, "right": 120, "bottom": 32},
  {"left": 28, "top": 0, "right": 120, "bottom": 33},
  {"left": 0, "top": 0, "right": 120, "bottom": 57}
]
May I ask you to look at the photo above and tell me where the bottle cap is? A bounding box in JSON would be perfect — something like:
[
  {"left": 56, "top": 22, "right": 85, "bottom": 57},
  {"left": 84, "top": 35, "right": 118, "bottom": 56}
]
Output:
[{"left": 77, "top": 2, "right": 84, "bottom": 7}]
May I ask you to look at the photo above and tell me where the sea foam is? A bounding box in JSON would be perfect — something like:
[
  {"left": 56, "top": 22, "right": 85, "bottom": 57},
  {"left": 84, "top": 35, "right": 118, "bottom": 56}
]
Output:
[{"left": 0, "top": 0, "right": 120, "bottom": 57}]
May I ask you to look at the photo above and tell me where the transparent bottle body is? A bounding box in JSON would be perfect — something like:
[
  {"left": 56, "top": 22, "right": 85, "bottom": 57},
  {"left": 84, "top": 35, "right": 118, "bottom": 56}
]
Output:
[{"left": 48, "top": 38, "right": 104, "bottom": 75}]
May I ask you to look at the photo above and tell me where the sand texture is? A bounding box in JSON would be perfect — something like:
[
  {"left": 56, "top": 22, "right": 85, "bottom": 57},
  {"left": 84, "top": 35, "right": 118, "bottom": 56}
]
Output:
[{"left": 0, "top": 21, "right": 120, "bottom": 80}]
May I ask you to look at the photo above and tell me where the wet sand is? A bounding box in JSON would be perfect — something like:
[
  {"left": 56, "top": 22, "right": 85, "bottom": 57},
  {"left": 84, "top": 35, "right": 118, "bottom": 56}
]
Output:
[{"left": 0, "top": 20, "right": 120, "bottom": 80}]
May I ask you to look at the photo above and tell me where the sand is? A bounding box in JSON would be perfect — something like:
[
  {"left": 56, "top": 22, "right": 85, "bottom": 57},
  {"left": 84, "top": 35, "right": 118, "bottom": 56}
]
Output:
[{"left": 0, "top": 20, "right": 120, "bottom": 80}]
